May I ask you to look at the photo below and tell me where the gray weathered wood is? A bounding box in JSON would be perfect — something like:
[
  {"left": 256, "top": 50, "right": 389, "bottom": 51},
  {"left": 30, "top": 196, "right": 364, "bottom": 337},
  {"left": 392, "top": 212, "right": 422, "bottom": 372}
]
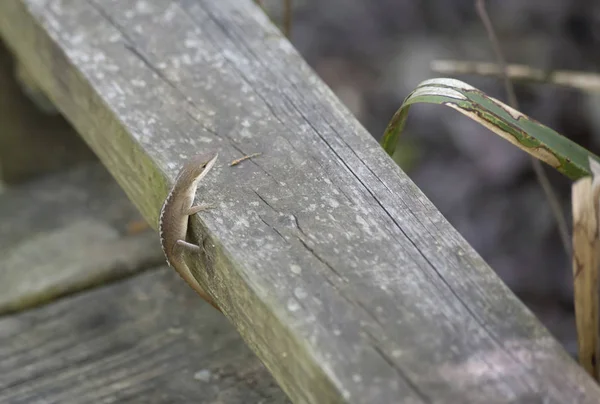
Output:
[
  {"left": 0, "top": 162, "right": 162, "bottom": 314},
  {"left": 0, "top": 268, "right": 289, "bottom": 403},
  {"left": 0, "top": 0, "right": 598, "bottom": 402}
]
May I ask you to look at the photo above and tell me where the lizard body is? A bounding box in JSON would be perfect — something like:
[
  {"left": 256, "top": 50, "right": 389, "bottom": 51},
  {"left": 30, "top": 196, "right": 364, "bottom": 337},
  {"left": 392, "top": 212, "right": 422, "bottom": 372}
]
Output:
[{"left": 159, "top": 153, "right": 221, "bottom": 311}]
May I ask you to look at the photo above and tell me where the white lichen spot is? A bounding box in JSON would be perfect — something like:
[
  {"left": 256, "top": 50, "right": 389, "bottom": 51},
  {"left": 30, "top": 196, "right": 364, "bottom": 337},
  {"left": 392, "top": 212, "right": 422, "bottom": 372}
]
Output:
[
  {"left": 287, "top": 298, "right": 300, "bottom": 312},
  {"left": 333, "top": 328, "right": 341, "bottom": 336},
  {"left": 352, "top": 374, "right": 362, "bottom": 383},
  {"left": 326, "top": 198, "right": 339, "bottom": 208},
  {"left": 105, "top": 89, "right": 119, "bottom": 101},
  {"left": 69, "top": 33, "right": 85, "bottom": 45},
  {"left": 69, "top": 51, "right": 90, "bottom": 63},
  {"left": 45, "top": 15, "right": 61, "bottom": 33},
  {"left": 48, "top": 0, "right": 64, "bottom": 15},
  {"left": 193, "top": 369, "right": 211, "bottom": 382},
  {"left": 233, "top": 217, "right": 250, "bottom": 229},
  {"left": 375, "top": 306, "right": 383, "bottom": 314},
  {"left": 172, "top": 58, "right": 182, "bottom": 70},
  {"left": 237, "top": 82, "right": 251, "bottom": 94},
  {"left": 184, "top": 38, "right": 200, "bottom": 48},
  {"left": 355, "top": 215, "right": 374, "bottom": 237},
  {"left": 290, "top": 264, "right": 302, "bottom": 274},
  {"left": 135, "top": 0, "right": 153, "bottom": 14},
  {"left": 239, "top": 127, "right": 253, "bottom": 139},
  {"left": 181, "top": 54, "right": 192, "bottom": 65},
  {"left": 108, "top": 33, "right": 121, "bottom": 43},
  {"left": 157, "top": 62, "right": 167, "bottom": 69},
  {"left": 342, "top": 389, "right": 351, "bottom": 400},
  {"left": 392, "top": 349, "right": 403, "bottom": 358},
  {"left": 133, "top": 25, "right": 144, "bottom": 34},
  {"left": 293, "top": 287, "right": 307, "bottom": 300},
  {"left": 131, "top": 79, "right": 146, "bottom": 88},
  {"left": 163, "top": 4, "right": 177, "bottom": 22},
  {"left": 308, "top": 204, "right": 317, "bottom": 212},
  {"left": 92, "top": 52, "right": 106, "bottom": 63}
]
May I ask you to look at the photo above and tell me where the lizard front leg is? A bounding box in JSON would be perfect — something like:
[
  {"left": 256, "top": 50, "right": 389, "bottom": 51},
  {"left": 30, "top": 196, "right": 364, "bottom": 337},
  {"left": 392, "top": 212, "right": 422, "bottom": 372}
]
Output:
[
  {"left": 176, "top": 239, "right": 200, "bottom": 253},
  {"left": 177, "top": 203, "right": 213, "bottom": 251},
  {"left": 186, "top": 203, "right": 214, "bottom": 216}
]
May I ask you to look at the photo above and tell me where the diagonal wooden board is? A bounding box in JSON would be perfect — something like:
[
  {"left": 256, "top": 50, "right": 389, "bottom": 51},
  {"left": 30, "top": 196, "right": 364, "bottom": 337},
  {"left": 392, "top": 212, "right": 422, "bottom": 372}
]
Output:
[
  {"left": 0, "top": 268, "right": 289, "bottom": 403},
  {"left": 0, "top": 0, "right": 598, "bottom": 402},
  {"left": 0, "top": 163, "right": 162, "bottom": 315}
]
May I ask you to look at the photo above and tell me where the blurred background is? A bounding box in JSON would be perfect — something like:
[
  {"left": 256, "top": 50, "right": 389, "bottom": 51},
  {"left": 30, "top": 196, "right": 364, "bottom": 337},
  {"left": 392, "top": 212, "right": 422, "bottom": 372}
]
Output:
[{"left": 262, "top": 0, "right": 600, "bottom": 357}]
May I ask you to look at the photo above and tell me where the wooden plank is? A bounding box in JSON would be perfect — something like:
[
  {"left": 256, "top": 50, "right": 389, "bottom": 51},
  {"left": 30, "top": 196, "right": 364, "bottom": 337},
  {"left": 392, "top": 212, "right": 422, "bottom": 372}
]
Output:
[
  {"left": 0, "top": 0, "right": 598, "bottom": 402},
  {"left": 0, "top": 162, "right": 162, "bottom": 315},
  {"left": 0, "top": 38, "right": 96, "bottom": 185},
  {"left": 0, "top": 268, "right": 289, "bottom": 403}
]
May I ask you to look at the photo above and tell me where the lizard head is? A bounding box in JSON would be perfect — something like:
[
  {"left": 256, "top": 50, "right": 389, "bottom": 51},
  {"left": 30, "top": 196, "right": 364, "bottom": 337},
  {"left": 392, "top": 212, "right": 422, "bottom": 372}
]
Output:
[{"left": 175, "top": 152, "right": 219, "bottom": 185}]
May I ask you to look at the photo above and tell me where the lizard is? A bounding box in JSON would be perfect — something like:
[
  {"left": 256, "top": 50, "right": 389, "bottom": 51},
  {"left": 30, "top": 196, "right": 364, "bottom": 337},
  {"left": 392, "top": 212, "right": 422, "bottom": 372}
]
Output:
[{"left": 159, "top": 152, "right": 221, "bottom": 312}]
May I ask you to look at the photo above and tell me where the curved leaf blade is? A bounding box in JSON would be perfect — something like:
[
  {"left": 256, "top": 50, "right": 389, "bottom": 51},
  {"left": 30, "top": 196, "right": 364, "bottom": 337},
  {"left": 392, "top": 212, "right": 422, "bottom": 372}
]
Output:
[{"left": 381, "top": 78, "right": 599, "bottom": 180}]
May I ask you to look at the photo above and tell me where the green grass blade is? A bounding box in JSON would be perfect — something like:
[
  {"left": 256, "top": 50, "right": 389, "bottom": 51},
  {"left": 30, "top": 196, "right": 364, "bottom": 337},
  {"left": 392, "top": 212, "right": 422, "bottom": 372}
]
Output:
[{"left": 381, "top": 78, "right": 600, "bottom": 180}]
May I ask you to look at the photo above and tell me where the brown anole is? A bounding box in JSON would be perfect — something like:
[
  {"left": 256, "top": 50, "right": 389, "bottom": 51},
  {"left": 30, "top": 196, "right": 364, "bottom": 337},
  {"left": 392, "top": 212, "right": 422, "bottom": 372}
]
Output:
[{"left": 159, "top": 153, "right": 221, "bottom": 312}]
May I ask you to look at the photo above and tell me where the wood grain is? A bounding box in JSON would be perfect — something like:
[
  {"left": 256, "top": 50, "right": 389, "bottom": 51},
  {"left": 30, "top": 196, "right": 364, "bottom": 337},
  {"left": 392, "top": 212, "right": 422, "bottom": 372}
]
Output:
[
  {"left": 0, "top": 0, "right": 598, "bottom": 402},
  {"left": 0, "top": 163, "right": 161, "bottom": 315},
  {"left": 0, "top": 268, "right": 289, "bottom": 403}
]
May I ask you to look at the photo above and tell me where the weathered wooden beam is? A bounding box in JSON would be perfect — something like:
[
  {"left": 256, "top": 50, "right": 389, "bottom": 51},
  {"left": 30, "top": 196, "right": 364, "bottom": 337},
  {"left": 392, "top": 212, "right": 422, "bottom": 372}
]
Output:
[
  {"left": 0, "top": 268, "right": 289, "bottom": 403},
  {"left": 0, "top": 0, "right": 598, "bottom": 402},
  {"left": 0, "top": 162, "right": 160, "bottom": 315}
]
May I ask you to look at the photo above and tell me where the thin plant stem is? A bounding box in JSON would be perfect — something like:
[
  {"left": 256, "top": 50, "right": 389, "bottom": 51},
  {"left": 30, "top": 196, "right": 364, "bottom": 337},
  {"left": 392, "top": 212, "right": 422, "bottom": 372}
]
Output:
[
  {"left": 283, "top": 0, "right": 292, "bottom": 39},
  {"left": 475, "top": 0, "right": 571, "bottom": 257}
]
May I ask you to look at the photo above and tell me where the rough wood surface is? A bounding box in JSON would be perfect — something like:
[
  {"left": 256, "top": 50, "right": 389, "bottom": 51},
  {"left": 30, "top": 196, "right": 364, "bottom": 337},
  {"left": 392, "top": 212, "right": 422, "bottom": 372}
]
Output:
[
  {"left": 0, "top": 162, "right": 162, "bottom": 314},
  {"left": 0, "top": 268, "right": 289, "bottom": 403},
  {"left": 0, "top": 39, "right": 96, "bottom": 185},
  {"left": 1, "top": 0, "right": 599, "bottom": 402}
]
